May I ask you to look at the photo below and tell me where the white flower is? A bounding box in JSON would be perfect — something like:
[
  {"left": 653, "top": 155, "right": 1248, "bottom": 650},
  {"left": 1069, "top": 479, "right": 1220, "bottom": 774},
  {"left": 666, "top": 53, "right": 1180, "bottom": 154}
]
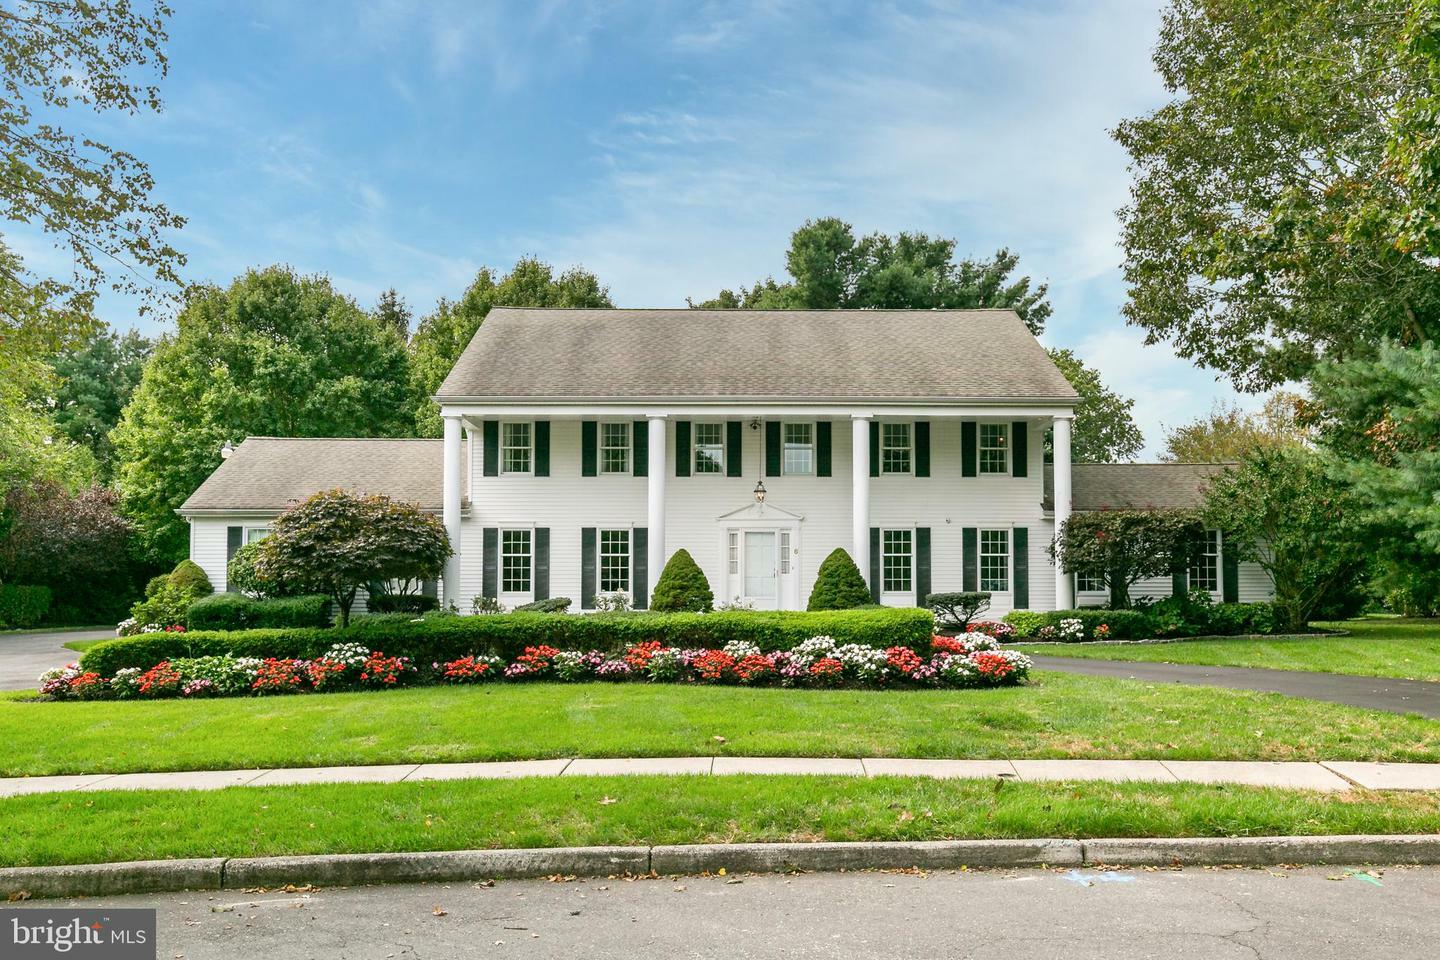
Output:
[{"left": 721, "top": 640, "right": 761, "bottom": 659}]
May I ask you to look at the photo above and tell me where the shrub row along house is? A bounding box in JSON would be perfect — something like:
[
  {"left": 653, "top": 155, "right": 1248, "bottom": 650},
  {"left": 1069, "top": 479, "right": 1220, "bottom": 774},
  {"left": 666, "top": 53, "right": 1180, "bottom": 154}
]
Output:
[{"left": 179, "top": 308, "right": 1274, "bottom": 613}]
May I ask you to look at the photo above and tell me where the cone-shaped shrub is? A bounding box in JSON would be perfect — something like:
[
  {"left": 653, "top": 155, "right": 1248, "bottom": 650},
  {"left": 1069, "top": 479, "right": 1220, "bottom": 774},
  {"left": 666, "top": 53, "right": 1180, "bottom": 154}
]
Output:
[
  {"left": 650, "top": 549, "right": 714, "bottom": 612},
  {"left": 169, "top": 559, "right": 214, "bottom": 597},
  {"left": 807, "top": 548, "right": 871, "bottom": 610}
]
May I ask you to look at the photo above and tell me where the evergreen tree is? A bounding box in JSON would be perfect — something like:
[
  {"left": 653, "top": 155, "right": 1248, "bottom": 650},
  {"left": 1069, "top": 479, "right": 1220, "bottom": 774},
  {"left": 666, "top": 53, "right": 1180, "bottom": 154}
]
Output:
[
  {"left": 649, "top": 549, "right": 714, "bottom": 612},
  {"left": 806, "top": 548, "right": 871, "bottom": 610}
]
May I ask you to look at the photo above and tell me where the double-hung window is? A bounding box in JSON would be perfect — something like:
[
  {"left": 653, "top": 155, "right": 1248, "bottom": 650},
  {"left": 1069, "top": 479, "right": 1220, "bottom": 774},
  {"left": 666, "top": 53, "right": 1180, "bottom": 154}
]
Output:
[
  {"left": 882, "top": 529, "right": 913, "bottom": 593},
  {"left": 782, "top": 423, "right": 814, "bottom": 475},
  {"left": 599, "top": 529, "right": 631, "bottom": 593},
  {"left": 980, "top": 529, "right": 1010, "bottom": 592},
  {"left": 244, "top": 526, "right": 270, "bottom": 545},
  {"left": 501, "top": 422, "right": 532, "bottom": 475},
  {"left": 600, "top": 422, "right": 631, "bottom": 474},
  {"left": 881, "top": 423, "right": 912, "bottom": 474},
  {"left": 979, "top": 423, "right": 1010, "bottom": 475},
  {"left": 694, "top": 422, "right": 724, "bottom": 474},
  {"left": 1189, "top": 529, "right": 1220, "bottom": 593},
  {"left": 501, "top": 529, "right": 532, "bottom": 594},
  {"left": 1076, "top": 569, "right": 1106, "bottom": 593}
]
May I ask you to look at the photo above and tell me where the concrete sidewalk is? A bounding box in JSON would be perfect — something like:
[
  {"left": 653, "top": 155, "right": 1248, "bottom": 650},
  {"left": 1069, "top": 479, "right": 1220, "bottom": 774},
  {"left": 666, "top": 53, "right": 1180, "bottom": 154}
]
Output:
[{"left": 4, "top": 756, "right": 1440, "bottom": 797}]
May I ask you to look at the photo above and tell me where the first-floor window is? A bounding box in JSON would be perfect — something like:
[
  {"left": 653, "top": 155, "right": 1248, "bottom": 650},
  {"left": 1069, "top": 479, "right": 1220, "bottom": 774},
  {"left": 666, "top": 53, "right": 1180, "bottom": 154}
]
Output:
[
  {"left": 980, "top": 529, "right": 1010, "bottom": 592},
  {"left": 779, "top": 530, "right": 792, "bottom": 574},
  {"left": 783, "top": 422, "right": 814, "bottom": 475},
  {"left": 727, "top": 531, "right": 739, "bottom": 576},
  {"left": 501, "top": 529, "right": 532, "bottom": 593},
  {"left": 501, "top": 422, "right": 532, "bottom": 474},
  {"left": 694, "top": 422, "right": 724, "bottom": 474},
  {"left": 600, "top": 422, "right": 631, "bottom": 474},
  {"left": 600, "top": 529, "right": 631, "bottom": 593},
  {"left": 244, "top": 527, "right": 270, "bottom": 544},
  {"left": 1076, "top": 569, "right": 1106, "bottom": 593},
  {"left": 882, "top": 529, "right": 913, "bottom": 593},
  {"left": 1189, "top": 529, "right": 1220, "bottom": 593}
]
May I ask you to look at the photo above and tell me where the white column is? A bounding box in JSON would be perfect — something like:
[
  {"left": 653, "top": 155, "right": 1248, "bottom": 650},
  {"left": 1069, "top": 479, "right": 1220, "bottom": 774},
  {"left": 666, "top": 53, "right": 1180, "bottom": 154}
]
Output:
[
  {"left": 442, "top": 414, "right": 463, "bottom": 611},
  {"left": 852, "top": 416, "right": 871, "bottom": 586},
  {"left": 1053, "top": 414, "right": 1074, "bottom": 610},
  {"left": 647, "top": 415, "right": 667, "bottom": 596}
]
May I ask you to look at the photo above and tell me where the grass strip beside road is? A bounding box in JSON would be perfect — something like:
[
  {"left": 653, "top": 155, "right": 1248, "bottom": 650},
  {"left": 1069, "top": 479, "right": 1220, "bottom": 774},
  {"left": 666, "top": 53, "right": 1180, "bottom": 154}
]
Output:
[
  {"left": 3, "top": 672, "right": 1439, "bottom": 777},
  {"left": 3, "top": 776, "right": 1439, "bottom": 868}
]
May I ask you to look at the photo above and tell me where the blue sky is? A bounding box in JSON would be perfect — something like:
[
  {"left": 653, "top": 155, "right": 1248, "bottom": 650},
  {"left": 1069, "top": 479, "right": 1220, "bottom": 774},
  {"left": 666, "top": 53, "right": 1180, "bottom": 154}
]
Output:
[{"left": 23, "top": 0, "right": 1257, "bottom": 455}]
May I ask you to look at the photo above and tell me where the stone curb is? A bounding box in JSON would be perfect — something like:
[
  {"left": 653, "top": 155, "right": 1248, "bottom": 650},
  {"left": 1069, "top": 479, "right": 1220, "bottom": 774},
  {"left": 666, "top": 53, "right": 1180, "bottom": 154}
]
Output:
[{"left": 7, "top": 836, "right": 1440, "bottom": 900}]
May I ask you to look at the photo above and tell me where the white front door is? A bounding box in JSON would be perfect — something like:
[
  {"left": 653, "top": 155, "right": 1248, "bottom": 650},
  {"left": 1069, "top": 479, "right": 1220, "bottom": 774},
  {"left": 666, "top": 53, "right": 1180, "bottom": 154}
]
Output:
[{"left": 742, "top": 531, "right": 779, "bottom": 609}]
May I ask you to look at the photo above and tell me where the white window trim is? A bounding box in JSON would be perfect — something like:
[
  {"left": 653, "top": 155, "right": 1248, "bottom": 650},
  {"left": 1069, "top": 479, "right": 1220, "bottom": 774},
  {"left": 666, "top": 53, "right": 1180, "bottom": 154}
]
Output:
[
  {"left": 978, "top": 527, "right": 1012, "bottom": 594},
  {"left": 693, "top": 421, "right": 726, "bottom": 476},
  {"left": 243, "top": 526, "right": 271, "bottom": 545},
  {"left": 500, "top": 421, "right": 534, "bottom": 476},
  {"left": 879, "top": 526, "right": 915, "bottom": 597},
  {"left": 781, "top": 421, "right": 815, "bottom": 476},
  {"left": 499, "top": 526, "right": 534, "bottom": 598},
  {"left": 978, "top": 421, "right": 1011, "bottom": 477},
  {"left": 1188, "top": 528, "right": 1221, "bottom": 594},
  {"left": 879, "top": 421, "right": 914, "bottom": 476},
  {"left": 598, "top": 526, "right": 634, "bottom": 594},
  {"left": 1075, "top": 569, "right": 1106, "bottom": 593},
  {"left": 599, "top": 421, "right": 632, "bottom": 476}
]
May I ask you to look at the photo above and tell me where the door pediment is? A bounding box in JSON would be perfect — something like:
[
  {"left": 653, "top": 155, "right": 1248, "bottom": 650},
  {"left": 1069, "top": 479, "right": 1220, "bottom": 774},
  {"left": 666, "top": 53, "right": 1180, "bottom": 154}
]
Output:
[{"left": 716, "top": 501, "right": 804, "bottom": 523}]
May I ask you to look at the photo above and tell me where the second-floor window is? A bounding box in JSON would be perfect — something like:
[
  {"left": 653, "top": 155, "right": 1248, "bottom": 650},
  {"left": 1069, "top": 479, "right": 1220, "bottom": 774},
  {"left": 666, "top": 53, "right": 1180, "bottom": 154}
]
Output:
[
  {"left": 600, "top": 422, "right": 630, "bottom": 474},
  {"left": 501, "top": 422, "right": 532, "bottom": 474},
  {"left": 1189, "top": 529, "right": 1220, "bottom": 593},
  {"left": 881, "top": 423, "right": 912, "bottom": 474},
  {"left": 783, "top": 422, "right": 814, "bottom": 475},
  {"left": 694, "top": 422, "right": 724, "bottom": 474},
  {"left": 979, "top": 423, "right": 1009, "bottom": 474}
]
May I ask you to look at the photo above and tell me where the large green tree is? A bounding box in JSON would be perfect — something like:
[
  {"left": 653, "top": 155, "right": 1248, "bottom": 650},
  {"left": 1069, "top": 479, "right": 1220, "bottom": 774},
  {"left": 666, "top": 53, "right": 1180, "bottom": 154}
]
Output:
[
  {"left": 47, "top": 327, "right": 152, "bottom": 481},
  {"left": 1, "top": 0, "right": 184, "bottom": 319},
  {"left": 112, "top": 266, "right": 418, "bottom": 562},
  {"left": 1046, "top": 348, "right": 1144, "bottom": 462},
  {"left": 409, "top": 257, "right": 612, "bottom": 435},
  {"left": 691, "top": 217, "right": 1052, "bottom": 335},
  {"left": 1115, "top": 0, "right": 1440, "bottom": 391}
]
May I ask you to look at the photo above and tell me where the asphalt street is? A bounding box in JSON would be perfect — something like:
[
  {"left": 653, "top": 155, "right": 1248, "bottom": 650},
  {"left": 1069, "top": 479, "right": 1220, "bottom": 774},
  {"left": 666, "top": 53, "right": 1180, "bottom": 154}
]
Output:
[
  {"left": 0, "top": 628, "right": 111, "bottom": 691},
  {"left": 23, "top": 863, "right": 1437, "bottom": 959}
]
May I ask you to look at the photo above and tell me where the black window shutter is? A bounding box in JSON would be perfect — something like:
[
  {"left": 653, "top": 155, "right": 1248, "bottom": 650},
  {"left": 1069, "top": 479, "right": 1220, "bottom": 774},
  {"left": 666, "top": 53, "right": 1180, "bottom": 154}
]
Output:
[
  {"left": 581, "top": 421, "right": 598, "bottom": 477},
  {"left": 632, "top": 420, "right": 648, "bottom": 477},
  {"left": 633, "top": 527, "right": 649, "bottom": 608},
  {"left": 675, "top": 421, "right": 691, "bottom": 477},
  {"left": 581, "top": 527, "right": 597, "bottom": 609},
  {"left": 869, "top": 527, "right": 881, "bottom": 603},
  {"left": 1011, "top": 421, "right": 1028, "bottom": 478},
  {"left": 816, "top": 421, "right": 832, "bottom": 477},
  {"left": 915, "top": 422, "right": 931, "bottom": 478},
  {"left": 869, "top": 421, "right": 880, "bottom": 477},
  {"left": 534, "top": 527, "right": 550, "bottom": 601},
  {"left": 916, "top": 527, "right": 932, "bottom": 607},
  {"left": 1222, "top": 532, "right": 1240, "bottom": 603},
  {"left": 726, "top": 421, "right": 743, "bottom": 477},
  {"left": 1171, "top": 551, "right": 1188, "bottom": 598},
  {"left": 483, "top": 421, "right": 499, "bottom": 477},
  {"left": 1013, "top": 527, "right": 1029, "bottom": 609},
  {"left": 962, "top": 527, "right": 978, "bottom": 591},
  {"left": 482, "top": 527, "right": 498, "bottom": 599},
  {"left": 765, "top": 421, "right": 782, "bottom": 476},
  {"left": 226, "top": 527, "right": 242, "bottom": 590},
  {"left": 961, "top": 421, "right": 977, "bottom": 478},
  {"left": 534, "top": 421, "right": 550, "bottom": 477}
]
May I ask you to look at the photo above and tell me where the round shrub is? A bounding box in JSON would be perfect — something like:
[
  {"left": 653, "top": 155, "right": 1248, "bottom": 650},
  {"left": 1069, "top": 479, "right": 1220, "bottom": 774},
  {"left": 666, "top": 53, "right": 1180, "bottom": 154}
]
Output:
[
  {"left": 169, "top": 559, "right": 213, "bottom": 597},
  {"left": 807, "top": 548, "right": 871, "bottom": 611},
  {"left": 650, "top": 549, "right": 714, "bottom": 612}
]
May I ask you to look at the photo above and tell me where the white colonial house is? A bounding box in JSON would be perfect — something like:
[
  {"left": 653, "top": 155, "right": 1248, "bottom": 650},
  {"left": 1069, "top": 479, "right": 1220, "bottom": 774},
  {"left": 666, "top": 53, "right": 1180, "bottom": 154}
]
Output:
[{"left": 179, "top": 308, "right": 1274, "bottom": 613}]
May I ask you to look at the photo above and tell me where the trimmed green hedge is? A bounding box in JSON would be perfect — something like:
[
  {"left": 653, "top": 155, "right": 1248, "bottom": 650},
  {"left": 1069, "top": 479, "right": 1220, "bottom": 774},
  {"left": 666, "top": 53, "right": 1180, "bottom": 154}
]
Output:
[
  {"left": 367, "top": 594, "right": 439, "bottom": 614},
  {"left": 79, "top": 606, "right": 937, "bottom": 677},
  {"left": 1003, "top": 609, "right": 1153, "bottom": 640},
  {"left": 0, "top": 584, "right": 51, "bottom": 629},
  {"left": 1003, "top": 602, "right": 1280, "bottom": 641},
  {"left": 185, "top": 594, "right": 333, "bottom": 632}
]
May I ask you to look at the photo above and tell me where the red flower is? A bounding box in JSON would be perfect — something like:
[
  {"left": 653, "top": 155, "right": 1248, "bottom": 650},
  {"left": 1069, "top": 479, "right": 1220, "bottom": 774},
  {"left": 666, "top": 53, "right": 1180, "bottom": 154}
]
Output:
[
  {"left": 931, "top": 635, "right": 966, "bottom": 654},
  {"left": 885, "top": 646, "right": 923, "bottom": 675},
  {"left": 970, "top": 652, "right": 1016, "bottom": 678},
  {"left": 624, "top": 641, "right": 662, "bottom": 670},
  {"left": 734, "top": 653, "right": 777, "bottom": 683},
  {"left": 691, "top": 649, "right": 736, "bottom": 682}
]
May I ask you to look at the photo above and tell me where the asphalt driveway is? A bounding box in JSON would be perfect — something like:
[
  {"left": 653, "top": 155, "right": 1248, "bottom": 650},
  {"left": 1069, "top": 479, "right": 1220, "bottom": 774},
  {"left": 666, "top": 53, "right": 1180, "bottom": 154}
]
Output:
[
  {"left": 0, "top": 629, "right": 113, "bottom": 692},
  {"left": 1033, "top": 655, "right": 1440, "bottom": 719}
]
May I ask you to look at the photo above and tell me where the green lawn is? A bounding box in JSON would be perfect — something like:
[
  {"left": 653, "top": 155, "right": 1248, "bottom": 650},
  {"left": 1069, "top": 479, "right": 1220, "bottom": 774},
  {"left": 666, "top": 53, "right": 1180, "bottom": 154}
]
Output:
[
  {"left": 2, "top": 775, "right": 1438, "bottom": 868},
  {"left": 1021, "top": 617, "right": 1440, "bottom": 680},
  {"left": 5, "top": 671, "right": 1439, "bottom": 778},
  {"left": 62, "top": 638, "right": 106, "bottom": 654}
]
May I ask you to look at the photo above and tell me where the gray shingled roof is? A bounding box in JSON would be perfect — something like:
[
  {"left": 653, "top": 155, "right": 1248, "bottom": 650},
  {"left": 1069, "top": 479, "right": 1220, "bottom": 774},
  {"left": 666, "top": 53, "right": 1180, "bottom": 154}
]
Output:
[
  {"left": 1044, "top": 462, "right": 1232, "bottom": 512},
  {"left": 178, "top": 438, "right": 458, "bottom": 514},
  {"left": 436, "top": 308, "right": 1078, "bottom": 403}
]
